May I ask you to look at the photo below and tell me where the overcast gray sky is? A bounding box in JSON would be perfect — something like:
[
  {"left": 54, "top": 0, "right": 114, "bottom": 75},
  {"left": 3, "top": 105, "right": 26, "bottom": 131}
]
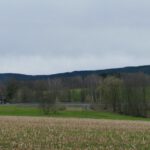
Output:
[{"left": 0, "top": 0, "right": 150, "bottom": 75}]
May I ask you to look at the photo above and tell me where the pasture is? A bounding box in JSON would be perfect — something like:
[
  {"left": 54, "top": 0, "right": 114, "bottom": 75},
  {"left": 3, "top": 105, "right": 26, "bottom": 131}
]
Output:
[
  {"left": 0, "top": 116, "right": 150, "bottom": 150},
  {"left": 0, "top": 105, "right": 149, "bottom": 121}
]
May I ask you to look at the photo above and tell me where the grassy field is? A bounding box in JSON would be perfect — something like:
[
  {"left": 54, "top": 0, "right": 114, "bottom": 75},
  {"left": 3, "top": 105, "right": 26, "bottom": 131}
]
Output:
[
  {"left": 0, "top": 105, "right": 149, "bottom": 121},
  {"left": 0, "top": 106, "right": 150, "bottom": 149},
  {"left": 0, "top": 116, "right": 150, "bottom": 150}
]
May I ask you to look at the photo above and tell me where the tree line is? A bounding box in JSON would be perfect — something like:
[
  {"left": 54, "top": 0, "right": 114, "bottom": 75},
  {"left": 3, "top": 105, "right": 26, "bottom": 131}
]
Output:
[{"left": 0, "top": 72, "right": 150, "bottom": 117}]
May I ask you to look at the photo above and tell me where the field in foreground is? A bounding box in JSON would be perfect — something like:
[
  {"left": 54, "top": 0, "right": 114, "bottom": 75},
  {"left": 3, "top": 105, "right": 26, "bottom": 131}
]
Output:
[{"left": 0, "top": 117, "right": 150, "bottom": 150}]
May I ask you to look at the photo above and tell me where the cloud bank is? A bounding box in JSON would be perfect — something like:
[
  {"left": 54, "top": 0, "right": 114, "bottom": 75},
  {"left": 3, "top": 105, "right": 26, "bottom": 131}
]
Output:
[{"left": 0, "top": 0, "right": 150, "bottom": 74}]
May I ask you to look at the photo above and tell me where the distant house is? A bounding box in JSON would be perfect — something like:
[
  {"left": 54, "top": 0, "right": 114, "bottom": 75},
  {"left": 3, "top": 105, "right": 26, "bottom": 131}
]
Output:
[
  {"left": 0, "top": 85, "right": 6, "bottom": 104},
  {"left": 0, "top": 95, "right": 6, "bottom": 104}
]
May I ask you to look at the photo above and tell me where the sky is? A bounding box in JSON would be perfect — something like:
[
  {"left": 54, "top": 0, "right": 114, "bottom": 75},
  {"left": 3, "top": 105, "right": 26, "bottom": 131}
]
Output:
[{"left": 0, "top": 0, "right": 150, "bottom": 75}]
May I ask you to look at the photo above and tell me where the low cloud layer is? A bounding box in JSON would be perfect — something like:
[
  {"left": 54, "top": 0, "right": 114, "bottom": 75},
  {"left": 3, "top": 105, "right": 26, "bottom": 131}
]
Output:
[{"left": 0, "top": 0, "right": 150, "bottom": 74}]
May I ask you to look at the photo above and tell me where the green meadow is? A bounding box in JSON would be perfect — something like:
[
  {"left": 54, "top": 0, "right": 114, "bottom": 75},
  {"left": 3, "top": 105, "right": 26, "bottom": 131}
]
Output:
[{"left": 0, "top": 105, "right": 149, "bottom": 121}]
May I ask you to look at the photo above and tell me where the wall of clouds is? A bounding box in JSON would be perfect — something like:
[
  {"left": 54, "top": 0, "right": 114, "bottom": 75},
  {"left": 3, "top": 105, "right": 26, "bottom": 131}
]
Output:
[{"left": 0, "top": 0, "right": 150, "bottom": 74}]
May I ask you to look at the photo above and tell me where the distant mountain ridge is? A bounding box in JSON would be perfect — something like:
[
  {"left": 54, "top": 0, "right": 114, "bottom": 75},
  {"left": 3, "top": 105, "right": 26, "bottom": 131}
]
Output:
[{"left": 0, "top": 65, "right": 150, "bottom": 81}]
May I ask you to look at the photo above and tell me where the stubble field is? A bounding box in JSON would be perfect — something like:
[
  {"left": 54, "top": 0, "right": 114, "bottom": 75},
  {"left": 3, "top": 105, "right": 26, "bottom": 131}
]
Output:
[{"left": 0, "top": 116, "right": 150, "bottom": 150}]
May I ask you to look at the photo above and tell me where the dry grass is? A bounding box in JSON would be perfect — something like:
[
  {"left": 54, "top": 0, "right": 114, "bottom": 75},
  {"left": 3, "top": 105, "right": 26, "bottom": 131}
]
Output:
[{"left": 0, "top": 116, "right": 150, "bottom": 150}]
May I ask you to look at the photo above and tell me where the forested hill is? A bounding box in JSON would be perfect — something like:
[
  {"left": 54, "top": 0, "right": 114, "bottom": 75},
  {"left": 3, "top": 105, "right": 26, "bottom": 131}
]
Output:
[{"left": 0, "top": 65, "right": 150, "bottom": 81}]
